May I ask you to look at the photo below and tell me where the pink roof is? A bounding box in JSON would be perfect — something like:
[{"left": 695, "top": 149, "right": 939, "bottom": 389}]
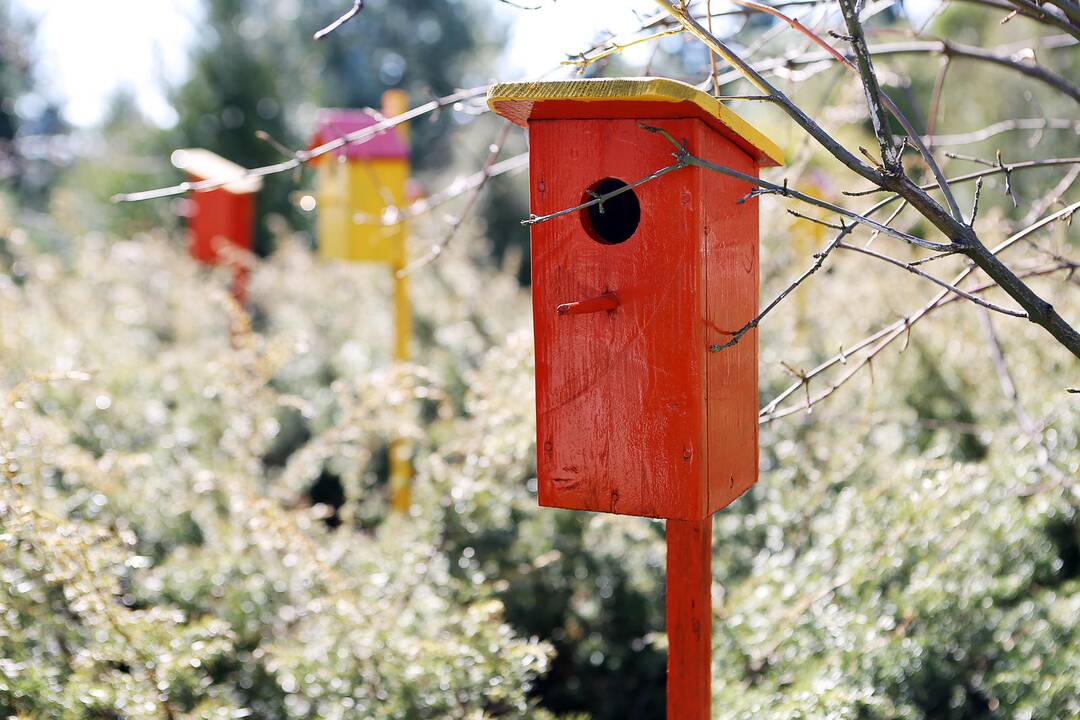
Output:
[{"left": 311, "top": 108, "right": 409, "bottom": 161}]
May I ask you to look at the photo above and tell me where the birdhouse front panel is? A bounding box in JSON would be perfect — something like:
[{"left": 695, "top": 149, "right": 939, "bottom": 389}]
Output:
[
  {"left": 170, "top": 148, "right": 260, "bottom": 266},
  {"left": 315, "top": 159, "right": 351, "bottom": 262},
  {"left": 490, "top": 78, "right": 782, "bottom": 521},
  {"left": 187, "top": 187, "right": 256, "bottom": 265},
  {"left": 346, "top": 159, "right": 409, "bottom": 266},
  {"left": 529, "top": 116, "right": 707, "bottom": 519}
]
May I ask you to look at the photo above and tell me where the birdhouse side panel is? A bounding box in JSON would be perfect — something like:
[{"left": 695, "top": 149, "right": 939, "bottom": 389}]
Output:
[
  {"left": 700, "top": 136, "right": 760, "bottom": 514},
  {"left": 528, "top": 117, "right": 709, "bottom": 520}
]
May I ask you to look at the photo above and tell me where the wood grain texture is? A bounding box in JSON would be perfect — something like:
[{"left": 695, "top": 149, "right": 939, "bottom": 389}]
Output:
[
  {"left": 666, "top": 517, "right": 712, "bottom": 720},
  {"left": 701, "top": 130, "right": 760, "bottom": 515},
  {"left": 529, "top": 116, "right": 760, "bottom": 520}
]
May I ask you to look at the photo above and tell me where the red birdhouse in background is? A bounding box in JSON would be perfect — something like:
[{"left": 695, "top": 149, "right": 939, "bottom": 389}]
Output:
[
  {"left": 170, "top": 148, "right": 262, "bottom": 301},
  {"left": 489, "top": 78, "right": 783, "bottom": 522}
]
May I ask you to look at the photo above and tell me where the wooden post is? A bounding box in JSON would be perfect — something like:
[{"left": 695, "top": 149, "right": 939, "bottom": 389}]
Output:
[
  {"left": 383, "top": 89, "right": 414, "bottom": 514},
  {"left": 388, "top": 264, "right": 413, "bottom": 513},
  {"left": 666, "top": 517, "right": 712, "bottom": 719}
]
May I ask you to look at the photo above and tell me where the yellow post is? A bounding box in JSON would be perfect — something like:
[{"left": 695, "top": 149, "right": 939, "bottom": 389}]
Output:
[
  {"left": 389, "top": 266, "right": 413, "bottom": 513},
  {"left": 311, "top": 91, "right": 415, "bottom": 513},
  {"left": 382, "top": 89, "right": 414, "bottom": 514}
]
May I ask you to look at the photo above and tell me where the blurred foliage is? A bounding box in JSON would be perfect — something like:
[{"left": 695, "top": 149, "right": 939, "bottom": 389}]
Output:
[
  {"left": 1, "top": 0, "right": 1079, "bottom": 718},
  {"left": 0, "top": 230, "right": 553, "bottom": 719},
  {"left": 1, "top": 179, "right": 1076, "bottom": 718},
  {"left": 0, "top": 0, "right": 29, "bottom": 145},
  {"left": 0, "top": 0, "right": 68, "bottom": 207}
]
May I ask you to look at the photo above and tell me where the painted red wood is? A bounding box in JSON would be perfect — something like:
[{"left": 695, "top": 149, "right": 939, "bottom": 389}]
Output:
[
  {"left": 186, "top": 183, "right": 255, "bottom": 301},
  {"left": 528, "top": 116, "right": 759, "bottom": 520},
  {"left": 666, "top": 517, "right": 712, "bottom": 720},
  {"left": 188, "top": 186, "right": 254, "bottom": 264},
  {"left": 701, "top": 131, "right": 760, "bottom": 511}
]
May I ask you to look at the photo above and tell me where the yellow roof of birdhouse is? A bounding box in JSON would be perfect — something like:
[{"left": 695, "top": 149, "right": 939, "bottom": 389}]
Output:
[{"left": 488, "top": 77, "right": 783, "bottom": 167}]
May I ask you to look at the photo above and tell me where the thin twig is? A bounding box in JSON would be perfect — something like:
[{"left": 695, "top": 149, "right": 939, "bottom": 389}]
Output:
[
  {"left": 353, "top": 153, "right": 528, "bottom": 228},
  {"left": 922, "top": 118, "right": 1079, "bottom": 147},
  {"left": 563, "top": 29, "right": 683, "bottom": 73},
  {"left": 707, "top": 0, "right": 721, "bottom": 95},
  {"left": 835, "top": 241, "right": 1023, "bottom": 317},
  {"left": 704, "top": 35, "right": 1079, "bottom": 101},
  {"left": 643, "top": 123, "right": 951, "bottom": 250},
  {"left": 836, "top": 0, "right": 965, "bottom": 221},
  {"left": 760, "top": 201, "right": 1079, "bottom": 420},
  {"left": 844, "top": 156, "right": 1080, "bottom": 197},
  {"left": 711, "top": 233, "right": 846, "bottom": 351},
  {"left": 1022, "top": 164, "right": 1080, "bottom": 225},
  {"left": 925, "top": 57, "right": 951, "bottom": 149},
  {"left": 314, "top": 1, "right": 363, "bottom": 41},
  {"left": 952, "top": 0, "right": 1080, "bottom": 40},
  {"left": 978, "top": 309, "right": 1066, "bottom": 482},
  {"left": 398, "top": 123, "right": 516, "bottom": 275},
  {"left": 523, "top": 157, "right": 688, "bottom": 226},
  {"left": 113, "top": 86, "right": 488, "bottom": 203}
]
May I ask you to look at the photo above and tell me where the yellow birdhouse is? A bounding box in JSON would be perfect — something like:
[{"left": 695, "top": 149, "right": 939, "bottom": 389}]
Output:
[{"left": 310, "top": 101, "right": 410, "bottom": 265}]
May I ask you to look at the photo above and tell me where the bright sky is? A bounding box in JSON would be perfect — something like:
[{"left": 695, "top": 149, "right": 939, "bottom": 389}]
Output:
[{"left": 17, "top": 0, "right": 658, "bottom": 127}]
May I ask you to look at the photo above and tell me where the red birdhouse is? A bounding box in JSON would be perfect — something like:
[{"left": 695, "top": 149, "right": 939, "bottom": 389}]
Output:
[
  {"left": 170, "top": 148, "right": 261, "bottom": 266},
  {"left": 489, "top": 78, "right": 783, "bottom": 521},
  {"left": 171, "top": 149, "right": 261, "bottom": 302}
]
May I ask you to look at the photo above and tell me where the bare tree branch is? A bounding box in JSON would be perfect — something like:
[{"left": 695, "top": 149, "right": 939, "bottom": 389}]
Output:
[
  {"left": 978, "top": 309, "right": 1067, "bottom": 482},
  {"left": 397, "top": 123, "right": 519, "bottom": 275},
  {"left": 865, "top": 37, "right": 1080, "bottom": 103},
  {"left": 113, "top": 86, "right": 488, "bottom": 203},
  {"left": 760, "top": 201, "right": 1079, "bottom": 421},
  {"left": 844, "top": 156, "right": 1080, "bottom": 197},
  {"left": 837, "top": 0, "right": 903, "bottom": 175},
  {"left": 711, "top": 234, "right": 845, "bottom": 352},
  {"left": 314, "top": 1, "right": 363, "bottom": 41},
  {"left": 705, "top": 35, "right": 1079, "bottom": 101},
  {"left": 728, "top": 0, "right": 966, "bottom": 222},
  {"left": 1041, "top": 0, "right": 1080, "bottom": 26},
  {"left": 711, "top": 145, "right": 1061, "bottom": 353},
  {"left": 522, "top": 157, "right": 688, "bottom": 226},
  {"left": 649, "top": 3, "right": 1080, "bottom": 354},
  {"left": 352, "top": 153, "right": 527, "bottom": 228},
  {"left": 921, "top": 118, "right": 1080, "bottom": 147},
  {"left": 952, "top": 0, "right": 1080, "bottom": 40},
  {"left": 835, "top": 241, "right": 1026, "bottom": 317},
  {"left": 641, "top": 123, "right": 950, "bottom": 250}
]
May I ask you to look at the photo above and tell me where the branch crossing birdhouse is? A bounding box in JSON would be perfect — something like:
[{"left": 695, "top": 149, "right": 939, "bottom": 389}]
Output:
[
  {"left": 310, "top": 107, "right": 410, "bottom": 264},
  {"left": 489, "top": 78, "right": 783, "bottom": 521},
  {"left": 170, "top": 148, "right": 261, "bottom": 266}
]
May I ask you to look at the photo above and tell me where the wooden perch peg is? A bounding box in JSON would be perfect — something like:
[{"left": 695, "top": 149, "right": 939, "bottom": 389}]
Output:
[{"left": 556, "top": 291, "right": 620, "bottom": 316}]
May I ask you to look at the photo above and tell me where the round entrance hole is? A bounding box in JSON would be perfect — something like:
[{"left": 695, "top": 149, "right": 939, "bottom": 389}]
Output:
[{"left": 580, "top": 177, "right": 640, "bottom": 245}]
